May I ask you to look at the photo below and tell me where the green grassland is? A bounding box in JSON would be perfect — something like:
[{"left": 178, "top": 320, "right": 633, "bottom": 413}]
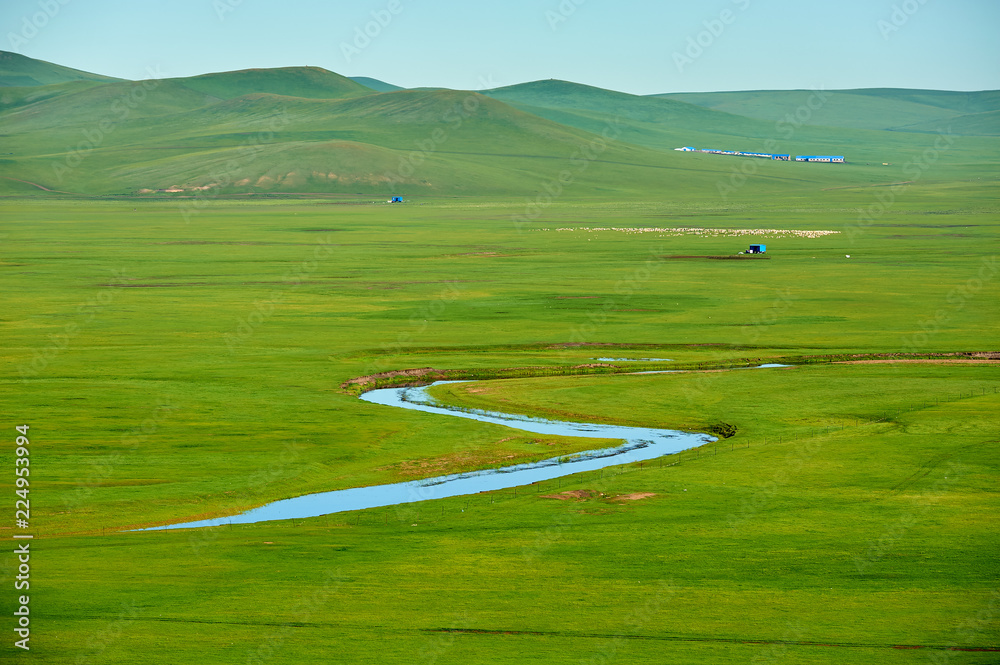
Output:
[
  {"left": 22, "top": 375, "right": 1000, "bottom": 664},
  {"left": 1, "top": 52, "right": 999, "bottom": 663},
  {"left": 2, "top": 189, "right": 998, "bottom": 663}
]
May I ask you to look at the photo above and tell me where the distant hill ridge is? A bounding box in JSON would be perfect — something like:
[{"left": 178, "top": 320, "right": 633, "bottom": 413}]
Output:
[
  {"left": 349, "top": 76, "right": 403, "bottom": 92},
  {"left": 0, "top": 50, "right": 123, "bottom": 87},
  {"left": 1, "top": 51, "right": 998, "bottom": 197},
  {"left": 655, "top": 88, "right": 1000, "bottom": 133},
  {"left": 169, "top": 66, "right": 375, "bottom": 100}
]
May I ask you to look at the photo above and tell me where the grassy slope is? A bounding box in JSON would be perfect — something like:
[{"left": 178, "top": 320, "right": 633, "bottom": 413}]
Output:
[
  {"left": 482, "top": 80, "right": 1000, "bottom": 182},
  {"left": 0, "top": 79, "right": 221, "bottom": 131},
  {"left": 847, "top": 88, "right": 1000, "bottom": 114},
  {"left": 4, "top": 73, "right": 999, "bottom": 197},
  {"left": 0, "top": 80, "right": 107, "bottom": 112},
  {"left": 655, "top": 88, "right": 1000, "bottom": 134},
  {"left": 484, "top": 79, "right": 790, "bottom": 149},
  {"left": 486, "top": 79, "right": 729, "bottom": 124},
  {"left": 170, "top": 66, "right": 375, "bottom": 100},
  {"left": 899, "top": 109, "right": 1000, "bottom": 136},
  {"left": 349, "top": 76, "right": 404, "bottom": 92},
  {"left": 0, "top": 50, "right": 123, "bottom": 87},
  {"left": 0, "top": 84, "right": 784, "bottom": 196}
]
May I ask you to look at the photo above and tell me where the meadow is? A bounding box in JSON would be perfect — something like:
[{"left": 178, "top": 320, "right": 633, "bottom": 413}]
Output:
[
  {"left": 1, "top": 49, "right": 998, "bottom": 663},
  {"left": 1, "top": 177, "right": 998, "bottom": 663}
]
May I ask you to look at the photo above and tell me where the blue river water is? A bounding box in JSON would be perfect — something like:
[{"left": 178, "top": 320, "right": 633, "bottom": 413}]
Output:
[{"left": 139, "top": 366, "right": 789, "bottom": 531}]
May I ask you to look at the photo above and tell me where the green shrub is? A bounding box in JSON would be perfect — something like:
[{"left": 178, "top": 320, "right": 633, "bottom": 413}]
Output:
[{"left": 707, "top": 422, "right": 738, "bottom": 438}]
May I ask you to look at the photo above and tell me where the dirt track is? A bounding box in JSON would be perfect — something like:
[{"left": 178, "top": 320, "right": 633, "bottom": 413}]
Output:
[{"left": 0, "top": 175, "right": 76, "bottom": 194}]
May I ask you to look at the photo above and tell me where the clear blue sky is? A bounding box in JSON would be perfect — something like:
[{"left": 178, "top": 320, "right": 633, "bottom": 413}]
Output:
[{"left": 3, "top": 0, "right": 998, "bottom": 94}]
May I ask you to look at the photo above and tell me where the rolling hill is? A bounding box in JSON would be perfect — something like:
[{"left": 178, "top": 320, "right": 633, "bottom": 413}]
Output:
[
  {"left": 655, "top": 88, "right": 1000, "bottom": 135},
  {"left": 1, "top": 52, "right": 998, "bottom": 198},
  {"left": 483, "top": 79, "right": 774, "bottom": 148},
  {"left": 350, "top": 76, "right": 404, "bottom": 92},
  {"left": 172, "top": 67, "right": 375, "bottom": 100},
  {"left": 0, "top": 50, "right": 123, "bottom": 86},
  {"left": 481, "top": 79, "right": 1000, "bottom": 169},
  {"left": 1, "top": 84, "right": 747, "bottom": 197},
  {"left": 897, "top": 109, "right": 1000, "bottom": 136}
]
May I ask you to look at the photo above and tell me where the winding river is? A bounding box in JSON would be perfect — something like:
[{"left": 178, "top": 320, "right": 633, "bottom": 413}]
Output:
[{"left": 141, "top": 367, "right": 787, "bottom": 531}]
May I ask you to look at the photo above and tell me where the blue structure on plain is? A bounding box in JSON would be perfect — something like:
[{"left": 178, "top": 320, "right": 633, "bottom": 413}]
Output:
[
  {"left": 749, "top": 244, "right": 766, "bottom": 254},
  {"left": 676, "top": 148, "right": 840, "bottom": 163},
  {"left": 390, "top": 196, "right": 403, "bottom": 203}
]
